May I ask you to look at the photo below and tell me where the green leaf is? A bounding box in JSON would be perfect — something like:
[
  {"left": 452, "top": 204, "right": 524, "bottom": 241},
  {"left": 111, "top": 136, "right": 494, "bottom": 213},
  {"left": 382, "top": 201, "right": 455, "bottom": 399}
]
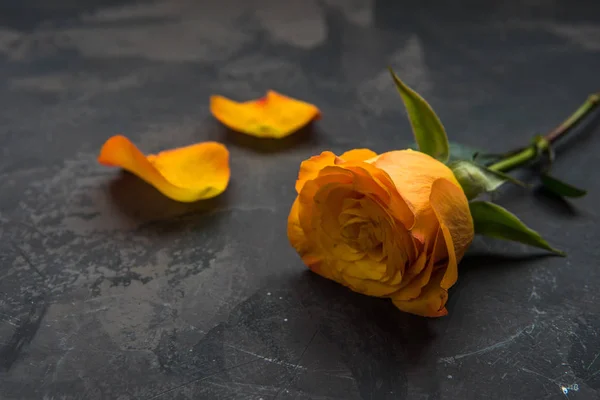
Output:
[
  {"left": 469, "top": 201, "right": 565, "bottom": 256},
  {"left": 527, "top": 136, "right": 585, "bottom": 198},
  {"left": 541, "top": 174, "right": 587, "bottom": 198},
  {"left": 389, "top": 68, "right": 450, "bottom": 162},
  {"left": 449, "top": 160, "right": 526, "bottom": 200}
]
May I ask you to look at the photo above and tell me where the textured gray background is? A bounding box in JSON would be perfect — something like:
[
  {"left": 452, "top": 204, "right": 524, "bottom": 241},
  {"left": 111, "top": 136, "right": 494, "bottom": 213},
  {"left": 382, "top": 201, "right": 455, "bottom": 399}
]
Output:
[{"left": 1, "top": 0, "right": 599, "bottom": 399}]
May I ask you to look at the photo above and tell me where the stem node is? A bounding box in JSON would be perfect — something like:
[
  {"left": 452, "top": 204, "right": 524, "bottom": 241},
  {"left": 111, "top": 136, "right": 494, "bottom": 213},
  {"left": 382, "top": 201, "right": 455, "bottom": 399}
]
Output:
[{"left": 489, "top": 92, "right": 600, "bottom": 172}]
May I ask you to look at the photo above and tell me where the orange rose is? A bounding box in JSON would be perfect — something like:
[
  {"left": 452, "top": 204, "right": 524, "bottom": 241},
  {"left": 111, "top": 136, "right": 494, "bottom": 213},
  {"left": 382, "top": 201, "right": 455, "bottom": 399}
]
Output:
[{"left": 287, "top": 149, "right": 474, "bottom": 317}]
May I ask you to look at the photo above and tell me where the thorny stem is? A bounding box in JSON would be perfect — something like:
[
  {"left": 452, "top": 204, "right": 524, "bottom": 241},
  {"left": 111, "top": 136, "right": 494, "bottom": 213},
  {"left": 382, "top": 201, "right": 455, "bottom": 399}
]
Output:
[{"left": 488, "top": 93, "right": 600, "bottom": 173}]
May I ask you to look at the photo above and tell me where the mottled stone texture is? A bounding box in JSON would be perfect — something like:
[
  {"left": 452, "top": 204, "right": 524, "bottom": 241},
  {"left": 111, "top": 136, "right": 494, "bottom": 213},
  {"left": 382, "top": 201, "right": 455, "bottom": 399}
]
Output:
[{"left": 1, "top": 1, "right": 599, "bottom": 399}]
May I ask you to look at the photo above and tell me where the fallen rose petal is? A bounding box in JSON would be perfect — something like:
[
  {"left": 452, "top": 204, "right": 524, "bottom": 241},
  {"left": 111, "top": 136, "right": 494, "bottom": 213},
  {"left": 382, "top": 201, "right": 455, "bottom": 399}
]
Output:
[
  {"left": 210, "top": 90, "right": 321, "bottom": 139},
  {"left": 98, "top": 135, "right": 230, "bottom": 202}
]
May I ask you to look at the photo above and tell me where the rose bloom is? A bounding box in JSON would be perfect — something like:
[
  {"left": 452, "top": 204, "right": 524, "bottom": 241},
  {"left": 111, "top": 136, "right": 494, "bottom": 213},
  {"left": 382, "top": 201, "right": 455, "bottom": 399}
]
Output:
[{"left": 287, "top": 149, "right": 474, "bottom": 317}]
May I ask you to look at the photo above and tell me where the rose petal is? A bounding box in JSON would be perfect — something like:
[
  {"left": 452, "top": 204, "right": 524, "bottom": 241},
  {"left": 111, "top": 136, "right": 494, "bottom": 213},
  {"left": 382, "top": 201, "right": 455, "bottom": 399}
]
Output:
[
  {"left": 391, "top": 269, "right": 449, "bottom": 317},
  {"left": 338, "top": 164, "right": 415, "bottom": 230},
  {"left": 287, "top": 198, "right": 328, "bottom": 273},
  {"left": 305, "top": 163, "right": 417, "bottom": 264},
  {"left": 339, "top": 149, "right": 378, "bottom": 162},
  {"left": 210, "top": 90, "right": 320, "bottom": 139},
  {"left": 287, "top": 198, "right": 308, "bottom": 253},
  {"left": 289, "top": 198, "right": 346, "bottom": 284},
  {"left": 340, "top": 267, "right": 403, "bottom": 297},
  {"left": 315, "top": 184, "right": 373, "bottom": 263},
  {"left": 338, "top": 166, "right": 392, "bottom": 203},
  {"left": 372, "top": 149, "right": 460, "bottom": 243},
  {"left": 299, "top": 170, "right": 354, "bottom": 237},
  {"left": 98, "top": 135, "right": 230, "bottom": 202},
  {"left": 343, "top": 258, "right": 387, "bottom": 281},
  {"left": 295, "top": 151, "right": 338, "bottom": 193},
  {"left": 296, "top": 152, "right": 415, "bottom": 231},
  {"left": 429, "top": 178, "right": 474, "bottom": 289},
  {"left": 295, "top": 150, "right": 378, "bottom": 194},
  {"left": 392, "top": 230, "right": 441, "bottom": 301}
]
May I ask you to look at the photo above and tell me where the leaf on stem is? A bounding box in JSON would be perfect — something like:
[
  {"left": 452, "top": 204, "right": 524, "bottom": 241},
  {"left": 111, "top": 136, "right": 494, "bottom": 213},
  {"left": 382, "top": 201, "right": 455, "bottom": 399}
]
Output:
[
  {"left": 529, "top": 136, "right": 586, "bottom": 198},
  {"left": 541, "top": 174, "right": 587, "bottom": 198},
  {"left": 389, "top": 68, "right": 449, "bottom": 162},
  {"left": 469, "top": 201, "right": 565, "bottom": 255}
]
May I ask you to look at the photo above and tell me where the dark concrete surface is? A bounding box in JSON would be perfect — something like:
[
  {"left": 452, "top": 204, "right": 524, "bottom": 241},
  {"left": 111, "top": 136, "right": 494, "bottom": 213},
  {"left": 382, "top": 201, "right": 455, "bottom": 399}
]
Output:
[{"left": 1, "top": 1, "right": 599, "bottom": 399}]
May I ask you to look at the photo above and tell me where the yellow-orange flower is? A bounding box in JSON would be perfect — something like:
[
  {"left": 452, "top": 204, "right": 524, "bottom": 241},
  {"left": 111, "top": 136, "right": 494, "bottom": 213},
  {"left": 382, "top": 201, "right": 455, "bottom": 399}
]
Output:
[{"left": 287, "top": 149, "right": 474, "bottom": 317}]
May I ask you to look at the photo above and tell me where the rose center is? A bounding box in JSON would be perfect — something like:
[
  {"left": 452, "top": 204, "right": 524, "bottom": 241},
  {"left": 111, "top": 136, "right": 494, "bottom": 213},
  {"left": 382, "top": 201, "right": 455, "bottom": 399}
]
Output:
[{"left": 338, "top": 206, "right": 386, "bottom": 261}]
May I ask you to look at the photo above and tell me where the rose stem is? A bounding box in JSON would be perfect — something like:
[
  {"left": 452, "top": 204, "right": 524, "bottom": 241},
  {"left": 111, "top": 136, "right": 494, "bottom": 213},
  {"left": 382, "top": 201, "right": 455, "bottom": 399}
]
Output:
[{"left": 488, "top": 92, "right": 600, "bottom": 173}]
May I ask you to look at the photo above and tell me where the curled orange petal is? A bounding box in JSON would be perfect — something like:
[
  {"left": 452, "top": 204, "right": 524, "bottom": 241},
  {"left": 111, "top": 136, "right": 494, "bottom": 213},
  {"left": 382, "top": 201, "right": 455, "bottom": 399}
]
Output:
[
  {"left": 429, "top": 178, "right": 474, "bottom": 289},
  {"left": 98, "top": 135, "right": 230, "bottom": 202},
  {"left": 210, "top": 90, "right": 321, "bottom": 139},
  {"left": 372, "top": 149, "right": 460, "bottom": 242},
  {"left": 391, "top": 268, "right": 449, "bottom": 317},
  {"left": 339, "top": 149, "right": 378, "bottom": 162},
  {"left": 295, "top": 151, "right": 338, "bottom": 193}
]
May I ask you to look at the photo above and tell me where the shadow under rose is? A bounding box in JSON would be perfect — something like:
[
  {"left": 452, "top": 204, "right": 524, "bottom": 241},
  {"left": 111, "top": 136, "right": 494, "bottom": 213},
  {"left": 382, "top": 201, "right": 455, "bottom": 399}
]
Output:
[
  {"left": 296, "top": 270, "right": 436, "bottom": 353},
  {"left": 457, "top": 252, "right": 557, "bottom": 275},
  {"left": 285, "top": 270, "right": 450, "bottom": 398},
  {"left": 107, "top": 170, "right": 231, "bottom": 230}
]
